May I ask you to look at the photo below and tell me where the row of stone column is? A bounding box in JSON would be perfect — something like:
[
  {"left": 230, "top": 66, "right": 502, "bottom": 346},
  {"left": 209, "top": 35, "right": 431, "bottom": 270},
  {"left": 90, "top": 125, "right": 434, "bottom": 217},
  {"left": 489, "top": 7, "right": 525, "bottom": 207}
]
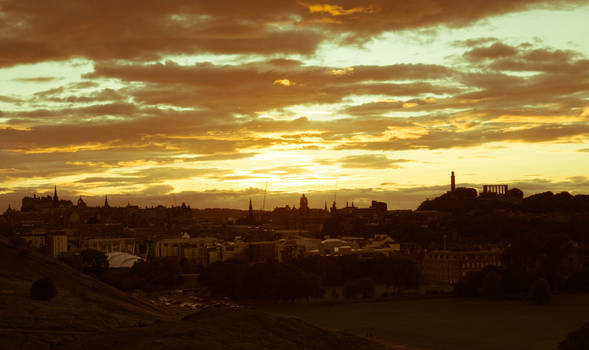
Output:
[{"left": 483, "top": 184, "right": 508, "bottom": 194}]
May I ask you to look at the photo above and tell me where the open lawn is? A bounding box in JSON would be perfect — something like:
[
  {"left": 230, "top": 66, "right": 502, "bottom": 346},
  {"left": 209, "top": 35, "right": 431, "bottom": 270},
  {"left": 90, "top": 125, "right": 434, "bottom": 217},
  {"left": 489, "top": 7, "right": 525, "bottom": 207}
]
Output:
[{"left": 262, "top": 294, "right": 589, "bottom": 350}]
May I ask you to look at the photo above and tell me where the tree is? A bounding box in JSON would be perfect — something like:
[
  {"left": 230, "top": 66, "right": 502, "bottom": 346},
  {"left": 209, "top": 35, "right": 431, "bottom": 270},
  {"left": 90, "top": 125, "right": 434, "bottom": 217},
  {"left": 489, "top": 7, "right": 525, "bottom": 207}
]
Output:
[
  {"left": 507, "top": 188, "right": 524, "bottom": 200},
  {"left": 129, "top": 257, "right": 184, "bottom": 292},
  {"left": 30, "top": 278, "right": 57, "bottom": 301},
  {"left": 60, "top": 249, "right": 109, "bottom": 278}
]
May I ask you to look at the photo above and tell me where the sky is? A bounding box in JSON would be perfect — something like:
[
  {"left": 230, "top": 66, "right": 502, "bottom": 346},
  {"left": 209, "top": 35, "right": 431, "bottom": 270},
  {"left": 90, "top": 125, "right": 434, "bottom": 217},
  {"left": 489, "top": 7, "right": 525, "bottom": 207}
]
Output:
[{"left": 1, "top": 0, "right": 588, "bottom": 210}]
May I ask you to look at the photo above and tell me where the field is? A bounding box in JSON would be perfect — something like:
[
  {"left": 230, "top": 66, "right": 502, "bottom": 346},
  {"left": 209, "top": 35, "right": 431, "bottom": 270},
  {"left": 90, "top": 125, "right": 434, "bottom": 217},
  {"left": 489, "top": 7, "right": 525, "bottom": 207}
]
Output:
[{"left": 262, "top": 294, "right": 589, "bottom": 350}]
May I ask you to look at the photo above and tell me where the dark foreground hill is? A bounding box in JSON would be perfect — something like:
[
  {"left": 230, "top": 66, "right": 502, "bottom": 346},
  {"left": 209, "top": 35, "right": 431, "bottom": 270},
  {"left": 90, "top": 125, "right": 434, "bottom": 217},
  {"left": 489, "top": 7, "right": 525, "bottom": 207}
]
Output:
[
  {"left": 60, "top": 309, "right": 391, "bottom": 350},
  {"left": 0, "top": 234, "right": 391, "bottom": 350}
]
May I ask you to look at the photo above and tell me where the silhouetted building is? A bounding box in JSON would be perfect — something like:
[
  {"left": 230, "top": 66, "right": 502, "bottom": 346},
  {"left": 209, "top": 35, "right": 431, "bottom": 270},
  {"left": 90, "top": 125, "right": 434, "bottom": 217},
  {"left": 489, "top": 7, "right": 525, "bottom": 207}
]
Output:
[
  {"left": 76, "top": 196, "right": 87, "bottom": 208},
  {"left": 370, "top": 200, "right": 387, "bottom": 211},
  {"left": 154, "top": 237, "right": 218, "bottom": 266},
  {"left": 451, "top": 171, "right": 456, "bottom": 192},
  {"left": 19, "top": 231, "right": 68, "bottom": 257},
  {"left": 299, "top": 194, "right": 309, "bottom": 213},
  {"left": 483, "top": 184, "right": 508, "bottom": 195},
  {"left": 82, "top": 237, "right": 137, "bottom": 254},
  {"left": 21, "top": 188, "right": 73, "bottom": 212},
  {"left": 247, "top": 198, "right": 254, "bottom": 223},
  {"left": 21, "top": 194, "right": 53, "bottom": 212},
  {"left": 52, "top": 186, "right": 59, "bottom": 207},
  {"left": 422, "top": 249, "right": 502, "bottom": 285}
]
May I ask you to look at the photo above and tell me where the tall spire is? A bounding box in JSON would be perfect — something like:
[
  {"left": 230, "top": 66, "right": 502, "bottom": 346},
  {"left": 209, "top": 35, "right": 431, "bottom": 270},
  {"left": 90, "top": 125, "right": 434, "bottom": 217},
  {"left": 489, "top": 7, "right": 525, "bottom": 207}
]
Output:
[
  {"left": 104, "top": 195, "right": 110, "bottom": 208},
  {"left": 52, "top": 185, "right": 59, "bottom": 207},
  {"left": 247, "top": 198, "right": 254, "bottom": 222}
]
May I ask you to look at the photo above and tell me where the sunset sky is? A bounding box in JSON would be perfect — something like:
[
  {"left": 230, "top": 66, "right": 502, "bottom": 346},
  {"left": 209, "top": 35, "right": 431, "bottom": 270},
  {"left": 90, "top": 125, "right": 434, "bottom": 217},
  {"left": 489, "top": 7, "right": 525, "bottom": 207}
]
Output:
[{"left": 1, "top": 0, "right": 588, "bottom": 210}]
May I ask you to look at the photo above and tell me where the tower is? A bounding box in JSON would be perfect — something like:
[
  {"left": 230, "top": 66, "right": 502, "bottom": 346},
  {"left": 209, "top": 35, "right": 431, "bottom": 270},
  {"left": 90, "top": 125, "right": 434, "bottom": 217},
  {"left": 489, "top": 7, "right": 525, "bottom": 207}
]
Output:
[
  {"left": 53, "top": 185, "right": 59, "bottom": 206},
  {"left": 451, "top": 171, "right": 456, "bottom": 192},
  {"left": 247, "top": 198, "right": 254, "bottom": 222},
  {"left": 104, "top": 195, "right": 110, "bottom": 208},
  {"left": 77, "top": 196, "right": 87, "bottom": 208},
  {"left": 299, "top": 194, "right": 309, "bottom": 212}
]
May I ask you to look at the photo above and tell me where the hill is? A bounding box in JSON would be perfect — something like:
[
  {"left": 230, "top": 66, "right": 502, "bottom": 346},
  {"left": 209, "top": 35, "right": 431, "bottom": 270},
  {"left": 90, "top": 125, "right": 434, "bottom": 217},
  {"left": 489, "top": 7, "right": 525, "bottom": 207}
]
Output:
[
  {"left": 61, "top": 308, "right": 392, "bottom": 350},
  {"left": 0, "top": 233, "right": 391, "bottom": 349}
]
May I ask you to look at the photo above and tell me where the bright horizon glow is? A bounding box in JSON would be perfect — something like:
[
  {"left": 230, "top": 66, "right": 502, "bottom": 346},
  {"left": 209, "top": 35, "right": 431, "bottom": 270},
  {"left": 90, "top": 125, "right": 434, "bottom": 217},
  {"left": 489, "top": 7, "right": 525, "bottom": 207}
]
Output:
[{"left": 1, "top": 1, "right": 588, "bottom": 210}]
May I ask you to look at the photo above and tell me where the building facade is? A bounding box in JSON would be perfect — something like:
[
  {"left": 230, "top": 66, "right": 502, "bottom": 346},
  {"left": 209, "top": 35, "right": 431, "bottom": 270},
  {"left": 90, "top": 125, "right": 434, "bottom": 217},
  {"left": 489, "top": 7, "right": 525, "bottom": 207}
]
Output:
[{"left": 422, "top": 249, "right": 503, "bottom": 285}]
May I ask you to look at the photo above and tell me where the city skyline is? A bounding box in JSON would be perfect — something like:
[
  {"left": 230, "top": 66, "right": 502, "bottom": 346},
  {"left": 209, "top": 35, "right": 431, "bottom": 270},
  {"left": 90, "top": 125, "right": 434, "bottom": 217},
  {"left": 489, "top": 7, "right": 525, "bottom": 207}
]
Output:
[{"left": 1, "top": 1, "right": 589, "bottom": 211}]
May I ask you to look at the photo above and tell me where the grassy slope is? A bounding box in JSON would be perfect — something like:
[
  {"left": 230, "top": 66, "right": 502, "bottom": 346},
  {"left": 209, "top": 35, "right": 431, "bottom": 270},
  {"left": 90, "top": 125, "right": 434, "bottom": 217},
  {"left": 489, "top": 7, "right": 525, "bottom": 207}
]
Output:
[
  {"left": 0, "top": 237, "right": 171, "bottom": 333},
  {"left": 61, "top": 309, "right": 392, "bottom": 350},
  {"left": 263, "top": 295, "right": 589, "bottom": 350},
  {"left": 0, "top": 235, "right": 391, "bottom": 350}
]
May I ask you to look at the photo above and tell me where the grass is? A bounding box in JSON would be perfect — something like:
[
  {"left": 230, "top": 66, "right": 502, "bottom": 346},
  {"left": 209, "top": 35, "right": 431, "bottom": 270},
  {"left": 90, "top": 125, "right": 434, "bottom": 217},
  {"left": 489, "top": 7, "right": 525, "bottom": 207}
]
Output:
[
  {"left": 61, "top": 309, "right": 392, "bottom": 350},
  {"left": 0, "top": 237, "right": 173, "bottom": 333},
  {"left": 0, "top": 235, "right": 391, "bottom": 350},
  {"left": 261, "top": 293, "right": 589, "bottom": 350}
]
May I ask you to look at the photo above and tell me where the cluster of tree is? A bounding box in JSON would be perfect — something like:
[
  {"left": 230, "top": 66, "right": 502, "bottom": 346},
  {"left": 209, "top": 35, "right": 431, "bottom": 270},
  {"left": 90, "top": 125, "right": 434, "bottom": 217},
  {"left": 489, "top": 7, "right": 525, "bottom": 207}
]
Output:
[
  {"left": 60, "top": 250, "right": 200, "bottom": 293},
  {"left": 453, "top": 234, "right": 589, "bottom": 303},
  {"left": 523, "top": 192, "right": 589, "bottom": 213},
  {"left": 104, "top": 257, "right": 199, "bottom": 292},
  {"left": 60, "top": 249, "right": 109, "bottom": 279},
  {"left": 453, "top": 266, "right": 552, "bottom": 304},
  {"left": 199, "top": 255, "right": 420, "bottom": 301},
  {"left": 418, "top": 189, "right": 589, "bottom": 213},
  {"left": 199, "top": 259, "right": 323, "bottom": 301},
  {"left": 292, "top": 255, "right": 420, "bottom": 291}
]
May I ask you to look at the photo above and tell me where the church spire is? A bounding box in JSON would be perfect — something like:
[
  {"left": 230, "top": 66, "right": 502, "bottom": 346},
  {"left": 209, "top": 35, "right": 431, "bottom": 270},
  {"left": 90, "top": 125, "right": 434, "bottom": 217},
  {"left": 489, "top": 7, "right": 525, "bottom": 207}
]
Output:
[
  {"left": 104, "top": 195, "right": 110, "bottom": 208},
  {"left": 247, "top": 198, "right": 254, "bottom": 223},
  {"left": 52, "top": 185, "right": 59, "bottom": 207}
]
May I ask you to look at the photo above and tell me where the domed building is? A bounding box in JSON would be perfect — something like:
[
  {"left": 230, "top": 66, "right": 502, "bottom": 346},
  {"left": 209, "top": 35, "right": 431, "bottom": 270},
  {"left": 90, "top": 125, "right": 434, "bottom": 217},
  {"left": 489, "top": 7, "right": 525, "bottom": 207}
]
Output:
[{"left": 106, "top": 252, "right": 143, "bottom": 268}]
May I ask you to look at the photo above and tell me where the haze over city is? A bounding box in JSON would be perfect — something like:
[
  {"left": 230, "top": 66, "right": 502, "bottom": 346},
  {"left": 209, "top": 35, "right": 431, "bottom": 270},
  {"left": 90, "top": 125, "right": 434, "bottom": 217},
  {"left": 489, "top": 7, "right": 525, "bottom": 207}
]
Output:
[{"left": 1, "top": 0, "right": 588, "bottom": 210}]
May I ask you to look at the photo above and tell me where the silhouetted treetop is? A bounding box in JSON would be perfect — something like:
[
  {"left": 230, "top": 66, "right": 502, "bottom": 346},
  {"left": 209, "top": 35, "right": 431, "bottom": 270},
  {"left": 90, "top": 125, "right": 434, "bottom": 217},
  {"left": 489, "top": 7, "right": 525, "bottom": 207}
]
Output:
[{"left": 418, "top": 188, "right": 589, "bottom": 213}]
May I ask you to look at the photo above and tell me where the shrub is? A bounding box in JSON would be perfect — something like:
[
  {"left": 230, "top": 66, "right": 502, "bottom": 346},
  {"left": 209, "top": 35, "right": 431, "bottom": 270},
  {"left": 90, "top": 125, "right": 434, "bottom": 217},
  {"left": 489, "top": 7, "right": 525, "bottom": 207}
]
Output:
[{"left": 30, "top": 278, "right": 57, "bottom": 301}]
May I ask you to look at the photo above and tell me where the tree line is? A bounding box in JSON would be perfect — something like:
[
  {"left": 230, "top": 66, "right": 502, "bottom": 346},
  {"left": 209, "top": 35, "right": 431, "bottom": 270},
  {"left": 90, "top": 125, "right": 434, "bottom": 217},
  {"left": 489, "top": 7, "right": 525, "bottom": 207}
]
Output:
[
  {"left": 453, "top": 234, "right": 589, "bottom": 303},
  {"left": 199, "top": 254, "right": 421, "bottom": 301}
]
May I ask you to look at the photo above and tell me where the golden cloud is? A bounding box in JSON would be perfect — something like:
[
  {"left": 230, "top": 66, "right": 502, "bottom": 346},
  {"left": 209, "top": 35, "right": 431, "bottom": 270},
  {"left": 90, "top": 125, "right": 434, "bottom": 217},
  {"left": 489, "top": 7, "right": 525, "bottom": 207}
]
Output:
[
  {"left": 299, "top": 2, "right": 377, "bottom": 16},
  {"left": 273, "top": 79, "right": 296, "bottom": 86}
]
